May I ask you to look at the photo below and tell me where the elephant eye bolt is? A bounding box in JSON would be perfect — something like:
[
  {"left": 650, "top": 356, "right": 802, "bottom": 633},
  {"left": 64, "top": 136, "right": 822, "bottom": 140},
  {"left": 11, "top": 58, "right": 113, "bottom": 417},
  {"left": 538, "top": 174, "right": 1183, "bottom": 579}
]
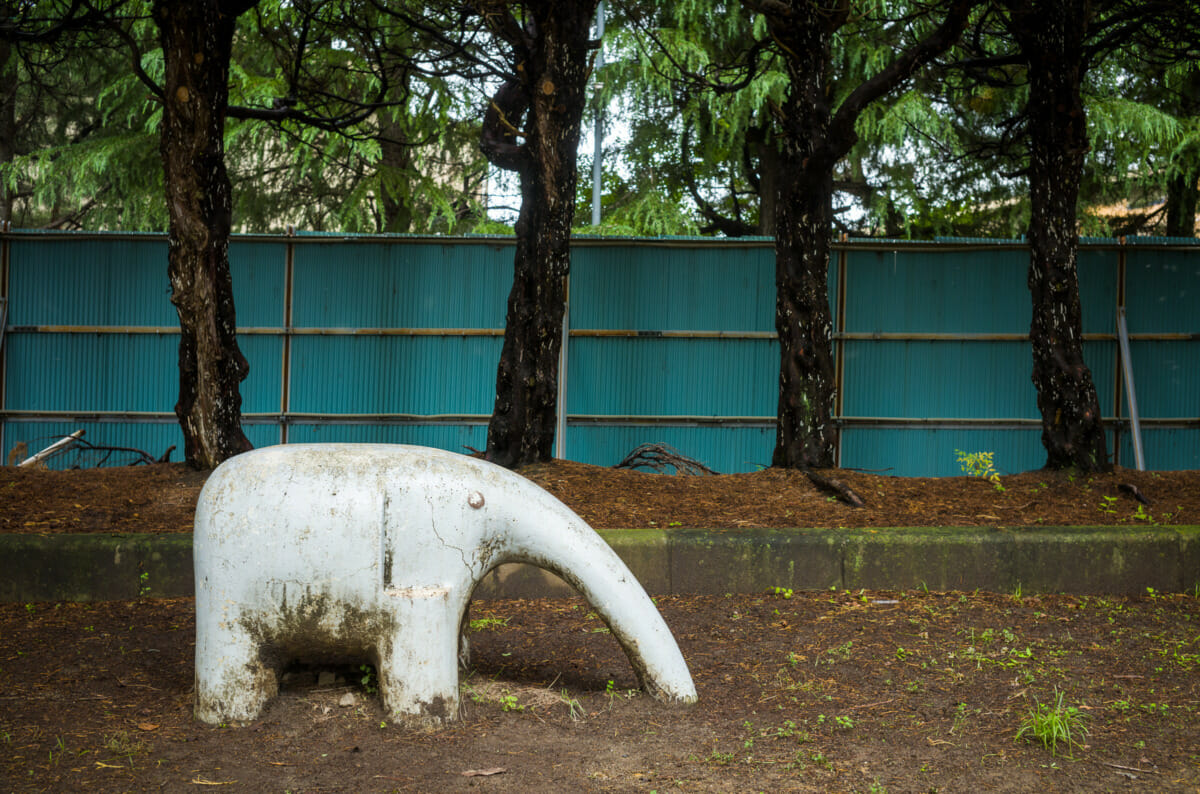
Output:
[{"left": 467, "top": 491, "right": 485, "bottom": 509}]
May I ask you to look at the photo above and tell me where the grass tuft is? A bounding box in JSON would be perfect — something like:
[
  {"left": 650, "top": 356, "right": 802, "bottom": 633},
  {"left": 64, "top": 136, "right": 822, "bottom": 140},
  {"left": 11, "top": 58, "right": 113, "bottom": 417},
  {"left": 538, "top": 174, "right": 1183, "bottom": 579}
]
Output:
[{"left": 1016, "top": 689, "right": 1089, "bottom": 757}]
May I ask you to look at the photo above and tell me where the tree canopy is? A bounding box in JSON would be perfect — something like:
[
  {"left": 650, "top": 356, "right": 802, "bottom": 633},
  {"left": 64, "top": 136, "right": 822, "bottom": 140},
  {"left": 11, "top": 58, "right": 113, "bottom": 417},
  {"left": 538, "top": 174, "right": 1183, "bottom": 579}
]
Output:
[
  {"left": 2, "top": 0, "right": 488, "bottom": 233},
  {"left": 5, "top": 0, "right": 1197, "bottom": 238}
]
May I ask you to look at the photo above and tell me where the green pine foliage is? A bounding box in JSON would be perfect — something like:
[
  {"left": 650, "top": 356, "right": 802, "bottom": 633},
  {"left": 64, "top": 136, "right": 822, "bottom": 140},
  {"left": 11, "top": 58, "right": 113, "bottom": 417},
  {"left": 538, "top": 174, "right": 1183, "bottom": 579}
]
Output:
[
  {"left": 2, "top": 0, "right": 486, "bottom": 234},
  {"left": 4, "top": 1, "right": 1195, "bottom": 238}
]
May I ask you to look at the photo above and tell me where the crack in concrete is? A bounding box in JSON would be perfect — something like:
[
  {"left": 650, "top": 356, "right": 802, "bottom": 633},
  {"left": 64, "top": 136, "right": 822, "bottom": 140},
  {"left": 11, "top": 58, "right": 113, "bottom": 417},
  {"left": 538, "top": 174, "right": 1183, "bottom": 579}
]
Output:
[{"left": 426, "top": 494, "right": 472, "bottom": 574}]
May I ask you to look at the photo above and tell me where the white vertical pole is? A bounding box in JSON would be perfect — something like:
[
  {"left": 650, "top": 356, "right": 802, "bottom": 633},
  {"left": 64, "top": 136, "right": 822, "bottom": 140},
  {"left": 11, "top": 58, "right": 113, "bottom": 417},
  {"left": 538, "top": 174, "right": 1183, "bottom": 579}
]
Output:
[
  {"left": 591, "top": 1, "right": 606, "bottom": 227},
  {"left": 563, "top": 0, "right": 605, "bottom": 459},
  {"left": 1116, "top": 307, "right": 1145, "bottom": 471},
  {"left": 555, "top": 275, "right": 570, "bottom": 460}
]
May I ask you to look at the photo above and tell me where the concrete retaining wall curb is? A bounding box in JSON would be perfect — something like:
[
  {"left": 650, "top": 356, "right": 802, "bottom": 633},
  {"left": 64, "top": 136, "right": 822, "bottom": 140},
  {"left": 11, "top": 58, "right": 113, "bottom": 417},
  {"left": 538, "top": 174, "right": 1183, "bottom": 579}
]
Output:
[{"left": 2, "top": 527, "right": 1198, "bottom": 603}]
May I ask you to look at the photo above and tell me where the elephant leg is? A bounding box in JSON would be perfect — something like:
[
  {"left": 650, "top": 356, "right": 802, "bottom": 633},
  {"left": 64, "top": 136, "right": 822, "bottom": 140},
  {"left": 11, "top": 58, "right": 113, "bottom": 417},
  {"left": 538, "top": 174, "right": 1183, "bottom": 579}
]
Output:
[
  {"left": 194, "top": 617, "right": 277, "bottom": 725},
  {"left": 375, "top": 588, "right": 464, "bottom": 725}
]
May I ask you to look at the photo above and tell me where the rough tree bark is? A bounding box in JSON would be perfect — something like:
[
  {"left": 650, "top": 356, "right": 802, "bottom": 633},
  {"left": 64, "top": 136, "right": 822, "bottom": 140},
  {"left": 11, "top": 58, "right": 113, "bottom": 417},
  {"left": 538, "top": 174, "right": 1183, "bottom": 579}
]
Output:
[
  {"left": 477, "top": 1, "right": 599, "bottom": 469},
  {"left": 154, "top": 0, "right": 256, "bottom": 469},
  {"left": 376, "top": 61, "right": 417, "bottom": 234},
  {"left": 1164, "top": 68, "right": 1200, "bottom": 237},
  {"left": 758, "top": 0, "right": 977, "bottom": 469},
  {"left": 1007, "top": 0, "right": 1109, "bottom": 471},
  {"left": 770, "top": 8, "right": 839, "bottom": 468},
  {"left": 0, "top": 36, "right": 15, "bottom": 225},
  {"left": 1165, "top": 167, "right": 1199, "bottom": 237},
  {"left": 378, "top": 114, "right": 416, "bottom": 233}
]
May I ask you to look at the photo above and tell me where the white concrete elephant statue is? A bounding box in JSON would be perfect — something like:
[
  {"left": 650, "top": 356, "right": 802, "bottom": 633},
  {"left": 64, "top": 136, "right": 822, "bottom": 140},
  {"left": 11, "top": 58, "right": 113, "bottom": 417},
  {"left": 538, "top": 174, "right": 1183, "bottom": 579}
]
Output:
[{"left": 193, "top": 443, "right": 697, "bottom": 725}]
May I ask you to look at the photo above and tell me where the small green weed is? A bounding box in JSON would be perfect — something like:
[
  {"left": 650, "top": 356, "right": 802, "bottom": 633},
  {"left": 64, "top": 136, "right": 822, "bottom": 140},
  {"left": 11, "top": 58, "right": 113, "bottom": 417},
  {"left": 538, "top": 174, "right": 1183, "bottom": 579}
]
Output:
[
  {"left": 559, "top": 690, "right": 584, "bottom": 721},
  {"left": 955, "top": 450, "right": 1005, "bottom": 492},
  {"left": 808, "top": 750, "right": 833, "bottom": 770},
  {"left": 820, "top": 640, "right": 854, "bottom": 664},
  {"left": 704, "top": 747, "right": 735, "bottom": 765},
  {"left": 951, "top": 702, "right": 980, "bottom": 735},
  {"left": 1131, "top": 504, "right": 1156, "bottom": 524},
  {"left": 767, "top": 586, "right": 794, "bottom": 600},
  {"left": 1016, "top": 689, "right": 1089, "bottom": 757},
  {"left": 103, "top": 731, "right": 147, "bottom": 766},
  {"left": 48, "top": 735, "right": 66, "bottom": 766},
  {"left": 358, "top": 664, "right": 377, "bottom": 694},
  {"left": 499, "top": 691, "right": 524, "bottom": 712},
  {"left": 468, "top": 616, "right": 508, "bottom": 631}
]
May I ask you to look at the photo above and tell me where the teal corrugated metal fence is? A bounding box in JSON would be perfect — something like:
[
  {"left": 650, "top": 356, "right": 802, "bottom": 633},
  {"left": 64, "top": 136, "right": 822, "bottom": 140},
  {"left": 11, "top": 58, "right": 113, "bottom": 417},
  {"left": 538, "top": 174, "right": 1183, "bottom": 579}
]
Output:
[{"left": 2, "top": 232, "right": 1196, "bottom": 475}]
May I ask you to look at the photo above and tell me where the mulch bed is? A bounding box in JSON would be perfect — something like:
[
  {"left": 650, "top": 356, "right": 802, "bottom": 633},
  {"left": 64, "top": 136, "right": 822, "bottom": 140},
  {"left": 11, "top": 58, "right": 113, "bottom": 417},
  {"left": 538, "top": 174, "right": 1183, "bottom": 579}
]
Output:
[{"left": 3, "top": 460, "right": 1197, "bottom": 534}]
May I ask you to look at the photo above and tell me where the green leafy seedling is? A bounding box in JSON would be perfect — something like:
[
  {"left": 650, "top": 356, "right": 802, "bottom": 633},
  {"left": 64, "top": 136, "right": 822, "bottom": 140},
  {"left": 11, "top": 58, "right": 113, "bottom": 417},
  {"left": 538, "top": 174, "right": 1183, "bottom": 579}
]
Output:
[
  {"left": 955, "top": 449, "right": 1005, "bottom": 492},
  {"left": 359, "top": 664, "right": 377, "bottom": 694}
]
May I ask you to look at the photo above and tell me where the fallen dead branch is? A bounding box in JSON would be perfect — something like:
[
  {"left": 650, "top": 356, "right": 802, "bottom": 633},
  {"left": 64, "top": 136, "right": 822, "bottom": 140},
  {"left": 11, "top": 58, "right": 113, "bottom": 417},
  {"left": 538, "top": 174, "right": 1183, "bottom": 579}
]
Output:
[
  {"left": 1118, "top": 483, "right": 1151, "bottom": 505},
  {"left": 613, "top": 443, "right": 718, "bottom": 476}
]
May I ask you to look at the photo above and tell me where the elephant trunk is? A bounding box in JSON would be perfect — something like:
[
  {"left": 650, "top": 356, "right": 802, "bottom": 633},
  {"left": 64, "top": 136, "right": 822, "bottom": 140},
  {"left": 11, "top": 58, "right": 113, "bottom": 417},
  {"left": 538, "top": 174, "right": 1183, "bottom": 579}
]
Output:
[{"left": 481, "top": 478, "right": 697, "bottom": 704}]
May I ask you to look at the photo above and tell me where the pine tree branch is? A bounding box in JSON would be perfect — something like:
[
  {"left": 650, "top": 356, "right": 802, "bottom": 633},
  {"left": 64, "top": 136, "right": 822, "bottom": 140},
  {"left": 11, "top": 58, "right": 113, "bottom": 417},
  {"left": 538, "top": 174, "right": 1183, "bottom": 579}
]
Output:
[{"left": 818, "top": 0, "right": 981, "bottom": 172}]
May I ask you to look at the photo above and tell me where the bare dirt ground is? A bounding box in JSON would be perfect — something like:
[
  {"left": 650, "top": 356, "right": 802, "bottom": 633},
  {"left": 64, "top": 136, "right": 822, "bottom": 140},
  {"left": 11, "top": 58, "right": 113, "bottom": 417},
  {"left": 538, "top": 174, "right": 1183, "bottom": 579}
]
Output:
[{"left": 1, "top": 460, "right": 1198, "bottom": 793}]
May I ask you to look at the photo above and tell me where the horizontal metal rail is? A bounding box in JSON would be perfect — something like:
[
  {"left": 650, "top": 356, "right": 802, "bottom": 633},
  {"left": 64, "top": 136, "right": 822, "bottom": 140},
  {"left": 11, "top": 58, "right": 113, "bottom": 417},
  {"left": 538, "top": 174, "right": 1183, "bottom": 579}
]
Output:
[
  {"left": 571, "top": 329, "right": 777, "bottom": 339},
  {"left": 569, "top": 414, "right": 777, "bottom": 428},
  {"left": 0, "top": 410, "right": 489, "bottom": 426},
  {"left": 277, "top": 413, "right": 491, "bottom": 426},
  {"left": 6, "top": 410, "right": 1195, "bottom": 430},
  {"left": 3, "top": 228, "right": 1197, "bottom": 251},
  {"left": 8, "top": 324, "right": 1198, "bottom": 343},
  {"left": 4, "top": 325, "right": 505, "bottom": 336}
]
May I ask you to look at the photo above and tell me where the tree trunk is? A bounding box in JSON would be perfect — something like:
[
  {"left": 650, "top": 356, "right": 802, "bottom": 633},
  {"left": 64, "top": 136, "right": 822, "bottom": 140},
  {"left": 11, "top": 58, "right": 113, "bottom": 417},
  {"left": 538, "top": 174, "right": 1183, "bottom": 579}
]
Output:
[
  {"left": 1164, "top": 67, "right": 1199, "bottom": 238},
  {"left": 486, "top": 174, "right": 571, "bottom": 468},
  {"left": 761, "top": 0, "right": 975, "bottom": 469},
  {"left": 377, "top": 78, "right": 416, "bottom": 234},
  {"left": 1165, "top": 167, "right": 1199, "bottom": 237},
  {"left": 0, "top": 36, "right": 15, "bottom": 225},
  {"left": 769, "top": 7, "right": 839, "bottom": 469},
  {"left": 480, "top": 1, "right": 598, "bottom": 469},
  {"left": 755, "top": 132, "right": 780, "bottom": 237},
  {"left": 1010, "top": 0, "right": 1109, "bottom": 472},
  {"left": 772, "top": 180, "right": 838, "bottom": 468},
  {"left": 377, "top": 122, "right": 415, "bottom": 233},
  {"left": 154, "top": 0, "right": 255, "bottom": 469}
]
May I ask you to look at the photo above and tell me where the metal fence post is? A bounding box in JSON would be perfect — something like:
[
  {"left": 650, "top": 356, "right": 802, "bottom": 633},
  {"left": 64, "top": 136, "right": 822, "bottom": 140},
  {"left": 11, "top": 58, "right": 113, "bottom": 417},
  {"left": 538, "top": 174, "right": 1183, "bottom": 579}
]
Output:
[
  {"left": 555, "top": 273, "right": 570, "bottom": 460},
  {"left": 834, "top": 235, "right": 848, "bottom": 467},
  {"left": 280, "top": 227, "right": 296, "bottom": 445}
]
